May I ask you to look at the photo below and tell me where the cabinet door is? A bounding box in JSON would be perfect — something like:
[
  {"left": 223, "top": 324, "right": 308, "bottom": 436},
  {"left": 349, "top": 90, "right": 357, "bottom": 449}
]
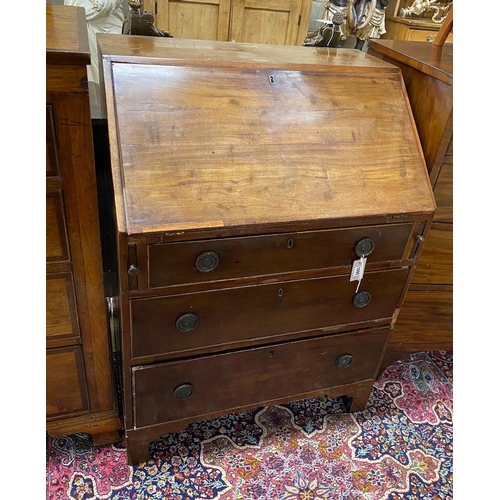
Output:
[
  {"left": 229, "top": 0, "right": 302, "bottom": 45},
  {"left": 145, "top": 0, "right": 231, "bottom": 40}
]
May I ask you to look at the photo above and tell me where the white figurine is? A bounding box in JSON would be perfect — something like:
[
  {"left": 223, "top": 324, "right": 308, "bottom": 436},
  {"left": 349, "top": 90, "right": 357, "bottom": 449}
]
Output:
[{"left": 64, "top": 0, "right": 125, "bottom": 83}]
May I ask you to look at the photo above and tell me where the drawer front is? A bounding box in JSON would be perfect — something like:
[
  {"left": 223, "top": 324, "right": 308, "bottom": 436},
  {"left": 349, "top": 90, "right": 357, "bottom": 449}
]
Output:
[
  {"left": 148, "top": 223, "right": 413, "bottom": 288},
  {"left": 407, "top": 29, "right": 453, "bottom": 43},
  {"left": 46, "top": 192, "right": 69, "bottom": 262},
  {"left": 133, "top": 327, "right": 389, "bottom": 428},
  {"left": 46, "top": 273, "right": 80, "bottom": 341},
  {"left": 389, "top": 289, "right": 452, "bottom": 349},
  {"left": 412, "top": 224, "right": 452, "bottom": 284},
  {"left": 131, "top": 268, "right": 409, "bottom": 359},
  {"left": 46, "top": 346, "right": 89, "bottom": 418}
]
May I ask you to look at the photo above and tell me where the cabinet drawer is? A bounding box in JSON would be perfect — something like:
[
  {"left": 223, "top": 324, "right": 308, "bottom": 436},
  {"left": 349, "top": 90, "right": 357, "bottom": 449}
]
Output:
[
  {"left": 412, "top": 224, "right": 452, "bottom": 284},
  {"left": 46, "top": 192, "right": 69, "bottom": 262},
  {"left": 46, "top": 346, "right": 89, "bottom": 418},
  {"left": 133, "top": 327, "right": 389, "bottom": 428},
  {"left": 406, "top": 29, "right": 453, "bottom": 43},
  {"left": 132, "top": 268, "right": 409, "bottom": 359},
  {"left": 46, "top": 273, "right": 80, "bottom": 341},
  {"left": 148, "top": 223, "right": 413, "bottom": 288}
]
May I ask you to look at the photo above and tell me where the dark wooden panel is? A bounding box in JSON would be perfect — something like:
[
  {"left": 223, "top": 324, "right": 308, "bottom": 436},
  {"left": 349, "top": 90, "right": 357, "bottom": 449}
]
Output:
[
  {"left": 46, "top": 105, "right": 59, "bottom": 177},
  {"left": 46, "top": 346, "right": 89, "bottom": 418},
  {"left": 412, "top": 224, "right": 452, "bottom": 284},
  {"left": 133, "top": 327, "right": 389, "bottom": 428},
  {"left": 131, "top": 268, "right": 409, "bottom": 359},
  {"left": 46, "top": 273, "right": 80, "bottom": 341},
  {"left": 388, "top": 289, "right": 452, "bottom": 350},
  {"left": 46, "top": 192, "right": 69, "bottom": 262},
  {"left": 148, "top": 223, "right": 414, "bottom": 288}
]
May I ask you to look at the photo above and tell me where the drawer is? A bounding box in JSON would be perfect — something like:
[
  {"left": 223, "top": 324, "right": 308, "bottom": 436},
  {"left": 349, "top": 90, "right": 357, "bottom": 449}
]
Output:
[
  {"left": 46, "top": 273, "right": 80, "bottom": 341},
  {"left": 412, "top": 224, "right": 452, "bottom": 284},
  {"left": 147, "top": 223, "right": 413, "bottom": 288},
  {"left": 131, "top": 268, "right": 409, "bottom": 359},
  {"left": 406, "top": 29, "right": 453, "bottom": 43},
  {"left": 133, "top": 327, "right": 389, "bottom": 428},
  {"left": 46, "top": 192, "right": 69, "bottom": 262},
  {"left": 389, "top": 289, "right": 452, "bottom": 349},
  {"left": 46, "top": 346, "right": 89, "bottom": 418}
]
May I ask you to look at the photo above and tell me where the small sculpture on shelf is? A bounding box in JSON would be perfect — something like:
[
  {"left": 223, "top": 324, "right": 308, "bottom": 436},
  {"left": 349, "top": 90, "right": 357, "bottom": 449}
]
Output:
[
  {"left": 303, "top": 0, "right": 390, "bottom": 50},
  {"left": 122, "top": 0, "right": 173, "bottom": 36},
  {"left": 400, "top": 0, "right": 452, "bottom": 23}
]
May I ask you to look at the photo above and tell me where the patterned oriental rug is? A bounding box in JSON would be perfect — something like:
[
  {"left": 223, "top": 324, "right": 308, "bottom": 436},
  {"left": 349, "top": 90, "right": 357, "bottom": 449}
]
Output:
[{"left": 46, "top": 351, "right": 453, "bottom": 500}]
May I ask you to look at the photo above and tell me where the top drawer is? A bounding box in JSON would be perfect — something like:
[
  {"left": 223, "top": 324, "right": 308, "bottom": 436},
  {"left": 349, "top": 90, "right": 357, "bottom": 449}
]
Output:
[{"left": 147, "top": 223, "right": 413, "bottom": 288}]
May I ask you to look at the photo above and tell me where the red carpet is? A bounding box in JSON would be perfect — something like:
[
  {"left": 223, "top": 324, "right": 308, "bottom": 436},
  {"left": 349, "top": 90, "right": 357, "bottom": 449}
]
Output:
[{"left": 47, "top": 350, "right": 452, "bottom": 499}]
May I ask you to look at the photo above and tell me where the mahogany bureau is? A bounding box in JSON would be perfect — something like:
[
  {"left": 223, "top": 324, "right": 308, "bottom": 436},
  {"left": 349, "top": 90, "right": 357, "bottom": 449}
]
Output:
[
  {"left": 367, "top": 39, "right": 453, "bottom": 369},
  {"left": 98, "top": 35, "right": 436, "bottom": 464},
  {"left": 46, "top": 4, "right": 120, "bottom": 443}
]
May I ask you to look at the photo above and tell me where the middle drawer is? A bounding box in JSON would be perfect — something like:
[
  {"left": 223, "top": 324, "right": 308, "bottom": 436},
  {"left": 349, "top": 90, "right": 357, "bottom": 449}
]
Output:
[{"left": 131, "top": 268, "right": 409, "bottom": 360}]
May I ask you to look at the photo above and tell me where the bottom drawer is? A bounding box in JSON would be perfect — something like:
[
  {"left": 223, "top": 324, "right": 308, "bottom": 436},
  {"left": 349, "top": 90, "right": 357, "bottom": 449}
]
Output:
[
  {"left": 132, "top": 327, "right": 389, "bottom": 428},
  {"left": 46, "top": 346, "right": 89, "bottom": 419}
]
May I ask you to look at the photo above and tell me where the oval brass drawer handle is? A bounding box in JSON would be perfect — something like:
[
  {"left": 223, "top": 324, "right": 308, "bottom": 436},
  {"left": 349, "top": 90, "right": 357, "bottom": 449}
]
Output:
[
  {"left": 354, "top": 237, "right": 374, "bottom": 257},
  {"left": 174, "top": 383, "right": 194, "bottom": 399},
  {"left": 336, "top": 353, "right": 353, "bottom": 369},
  {"left": 352, "top": 290, "right": 372, "bottom": 308},
  {"left": 176, "top": 313, "right": 198, "bottom": 331},
  {"left": 195, "top": 251, "right": 219, "bottom": 272}
]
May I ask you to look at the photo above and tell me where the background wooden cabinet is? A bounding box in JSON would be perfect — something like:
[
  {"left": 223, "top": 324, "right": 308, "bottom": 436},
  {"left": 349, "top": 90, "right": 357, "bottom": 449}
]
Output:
[
  {"left": 143, "top": 0, "right": 311, "bottom": 44},
  {"left": 383, "top": 16, "right": 453, "bottom": 43},
  {"left": 46, "top": 4, "right": 121, "bottom": 444},
  {"left": 382, "top": 0, "right": 452, "bottom": 43},
  {"left": 367, "top": 39, "right": 453, "bottom": 370}
]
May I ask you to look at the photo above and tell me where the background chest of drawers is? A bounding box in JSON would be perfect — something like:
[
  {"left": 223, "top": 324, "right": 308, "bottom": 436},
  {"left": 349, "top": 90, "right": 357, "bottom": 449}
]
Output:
[
  {"left": 383, "top": 16, "right": 453, "bottom": 44},
  {"left": 367, "top": 39, "right": 452, "bottom": 370},
  {"left": 46, "top": 5, "right": 120, "bottom": 443},
  {"left": 98, "top": 34, "right": 435, "bottom": 464}
]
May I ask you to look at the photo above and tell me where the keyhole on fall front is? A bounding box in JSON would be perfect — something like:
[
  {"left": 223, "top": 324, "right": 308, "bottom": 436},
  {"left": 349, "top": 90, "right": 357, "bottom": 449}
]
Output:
[
  {"left": 269, "top": 75, "right": 275, "bottom": 84},
  {"left": 269, "top": 350, "right": 275, "bottom": 358}
]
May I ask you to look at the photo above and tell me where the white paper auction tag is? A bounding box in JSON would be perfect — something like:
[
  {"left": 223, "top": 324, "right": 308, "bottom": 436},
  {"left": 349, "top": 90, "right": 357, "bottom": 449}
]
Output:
[{"left": 350, "top": 257, "right": 366, "bottom": 282}]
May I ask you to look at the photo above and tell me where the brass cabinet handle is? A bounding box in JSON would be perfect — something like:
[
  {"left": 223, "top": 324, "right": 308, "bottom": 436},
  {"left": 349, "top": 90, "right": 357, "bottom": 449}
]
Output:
[
  {"left": 354, "top": 237, "right": 374, "bottom": 257},
  {"left": 336, "top": 354, "right": 353, "bottom": 369},
  {"left": 352, "top": 290, "right": 372, "bottom": 308},
  {"left": 195, "top": 251, "right": 219, "bottom": 272},
  {"left": 176, "top": 313, "right": 198, "bottom": 331},
  {"left": 174, "top": 383, "right": 194, "bottom": 399},
  {"left": 128, "top": 264, "right": 140, "bottom": 276}
]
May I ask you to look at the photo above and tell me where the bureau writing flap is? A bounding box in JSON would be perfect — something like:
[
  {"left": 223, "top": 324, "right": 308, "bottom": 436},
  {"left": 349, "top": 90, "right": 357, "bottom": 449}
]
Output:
[{"left": 99, "top": 36, "right": 435, "bottom": 235}]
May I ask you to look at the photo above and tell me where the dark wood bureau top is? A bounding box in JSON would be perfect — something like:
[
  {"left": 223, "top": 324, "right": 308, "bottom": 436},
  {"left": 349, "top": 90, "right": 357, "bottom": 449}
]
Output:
[
  {"left": 367, "top": 40, "right": 452, "bottom": 86},
  {"left": 46, "top": 5, "right": 90, "bottom": 66},
  {"left": 99, "top": 35, "right": 435, "bottom": 237}
]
